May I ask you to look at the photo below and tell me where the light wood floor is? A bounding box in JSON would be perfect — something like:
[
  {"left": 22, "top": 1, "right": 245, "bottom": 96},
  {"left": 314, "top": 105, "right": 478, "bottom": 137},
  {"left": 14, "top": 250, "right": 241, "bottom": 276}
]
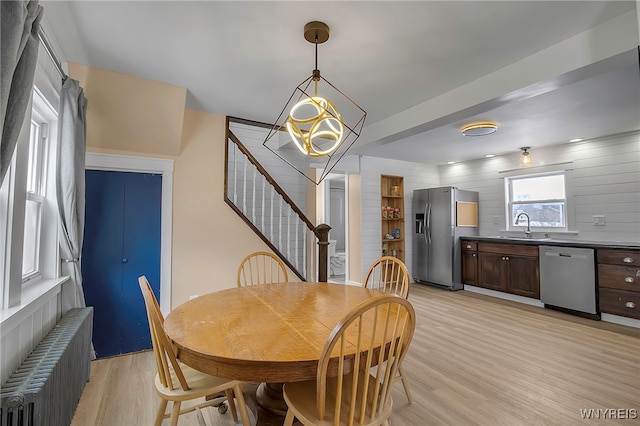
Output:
[{"left": 71, "top": 284, "right": 640, "bottom": 426}]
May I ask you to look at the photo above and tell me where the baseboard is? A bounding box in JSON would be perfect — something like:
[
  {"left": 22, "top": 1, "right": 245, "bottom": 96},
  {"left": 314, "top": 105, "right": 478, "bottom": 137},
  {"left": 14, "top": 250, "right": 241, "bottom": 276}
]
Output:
[{"left": 463, "top": 285, "right": 544, "bottom": 308}]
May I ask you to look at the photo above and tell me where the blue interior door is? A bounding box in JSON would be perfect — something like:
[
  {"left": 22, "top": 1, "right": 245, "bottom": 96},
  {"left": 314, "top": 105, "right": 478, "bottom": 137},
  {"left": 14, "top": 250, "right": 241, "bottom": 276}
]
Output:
[{"left": 83, "top": 170, "right": 162, "bottom": 358}]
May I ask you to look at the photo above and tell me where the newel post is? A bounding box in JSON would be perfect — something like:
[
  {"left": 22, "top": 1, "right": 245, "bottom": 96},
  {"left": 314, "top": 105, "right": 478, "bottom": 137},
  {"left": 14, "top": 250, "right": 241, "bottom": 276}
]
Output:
[{"left": 316, "top": 223, "right": 331, "bottom": 282}]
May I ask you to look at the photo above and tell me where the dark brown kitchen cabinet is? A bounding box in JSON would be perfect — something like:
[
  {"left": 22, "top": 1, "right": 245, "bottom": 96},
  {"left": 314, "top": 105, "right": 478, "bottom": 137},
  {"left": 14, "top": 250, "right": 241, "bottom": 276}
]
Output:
[
  {"left": 477, "top": 252, "right": 508, "bottom": 291},
  {"left": 474, "top": 242, "right": 540, "bottom": 299},
  {"left": 597, "top": 248, "right": 640, "bottom": 319},
  {"left": 507, "top": 255, "right": 540, "bottom": 298},
  {"left": 461, "top": 241, "right": 478, "bottom": 285}
]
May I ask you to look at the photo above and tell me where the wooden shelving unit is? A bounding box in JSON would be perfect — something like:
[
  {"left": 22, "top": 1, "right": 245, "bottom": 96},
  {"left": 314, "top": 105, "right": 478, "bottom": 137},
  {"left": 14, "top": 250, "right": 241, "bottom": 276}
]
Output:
[{"left": 380, "top": 175, "right": 405, "bottom": 262}]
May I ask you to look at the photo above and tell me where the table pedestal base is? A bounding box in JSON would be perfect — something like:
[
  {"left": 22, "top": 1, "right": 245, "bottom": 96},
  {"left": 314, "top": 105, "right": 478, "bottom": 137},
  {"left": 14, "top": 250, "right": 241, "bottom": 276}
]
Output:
[{"left": 256, "top": 382, "right": 288, "bottom": 416}]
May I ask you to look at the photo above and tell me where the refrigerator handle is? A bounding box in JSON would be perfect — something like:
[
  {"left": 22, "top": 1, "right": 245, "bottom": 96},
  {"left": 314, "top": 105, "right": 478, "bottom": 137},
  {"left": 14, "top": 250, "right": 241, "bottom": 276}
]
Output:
[
  {"left": 423, "top": 204, "right": 428, "bottom": 244},
  {"left": 426, "top": 203, "right": 432, "bottom": 244}
]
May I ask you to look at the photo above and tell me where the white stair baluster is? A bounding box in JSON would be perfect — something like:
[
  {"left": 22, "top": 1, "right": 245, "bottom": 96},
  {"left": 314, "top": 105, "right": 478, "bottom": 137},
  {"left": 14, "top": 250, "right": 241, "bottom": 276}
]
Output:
[
  {"left": 278, "top": 196, "right": 283, "bottom": 251},
  {"left": 242, "top": 155, "right": 247, "bottom": 214},
  {"left": 261, "top": 174, "right": 266, "bottom": 233},
  {"left": 286, "top": 208, "right": 291, "bottom": 260},
  {"left": 295, "top": 217, "right": 299, "bottom": 273},
  {"left": 232, "top": 142, "right": 237, "bottom": 204},
  {"left": 270, "top": 185, "right": 274, "bottom": 243},
  {"left": 302, "top": 224, "right": 307, "bottom": 280},
  {"left": 252, "top": 165, "right": 256, "bottom": 225}
]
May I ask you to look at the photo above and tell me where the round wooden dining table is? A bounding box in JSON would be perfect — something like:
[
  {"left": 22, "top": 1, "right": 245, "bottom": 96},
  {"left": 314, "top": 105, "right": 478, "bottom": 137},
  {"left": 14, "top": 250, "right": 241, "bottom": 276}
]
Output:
[{"left": 163, "top": 282, "right": 384, "bottom": 415}]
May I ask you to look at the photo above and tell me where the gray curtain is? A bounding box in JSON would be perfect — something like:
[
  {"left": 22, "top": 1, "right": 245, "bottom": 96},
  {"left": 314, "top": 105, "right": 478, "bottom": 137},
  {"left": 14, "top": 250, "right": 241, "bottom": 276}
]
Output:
[
  {"left": 1, "top": 0, "right": 43, "bottom": 185},
  {"left": 57, "top": 78, "right": 88, "bottom": 315}
]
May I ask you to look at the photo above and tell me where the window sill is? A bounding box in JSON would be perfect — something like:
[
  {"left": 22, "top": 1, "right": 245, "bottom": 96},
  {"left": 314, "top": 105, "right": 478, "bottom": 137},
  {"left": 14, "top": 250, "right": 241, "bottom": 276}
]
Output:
[{"left": 0, "top": 276, "right": 69, "bottom": 333}]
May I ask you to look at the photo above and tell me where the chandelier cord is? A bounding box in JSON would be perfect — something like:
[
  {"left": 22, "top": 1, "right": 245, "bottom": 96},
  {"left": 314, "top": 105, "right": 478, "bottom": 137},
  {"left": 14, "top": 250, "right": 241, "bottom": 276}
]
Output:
[{"left": 314, "top": 34, "right": 319, "bottom": 95}]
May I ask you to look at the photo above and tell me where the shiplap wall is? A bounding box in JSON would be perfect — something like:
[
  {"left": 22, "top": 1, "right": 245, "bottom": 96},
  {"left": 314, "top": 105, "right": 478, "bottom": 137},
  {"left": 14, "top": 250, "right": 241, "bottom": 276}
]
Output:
[
  {"left": 1, "top": 289, "right": 61, "bottom": 384},
  {"left": 359, "top": 156, "right": 440, "bottom": 282},
  {"left": 439, "top": 132, "right": 640, "bottom": 242}
]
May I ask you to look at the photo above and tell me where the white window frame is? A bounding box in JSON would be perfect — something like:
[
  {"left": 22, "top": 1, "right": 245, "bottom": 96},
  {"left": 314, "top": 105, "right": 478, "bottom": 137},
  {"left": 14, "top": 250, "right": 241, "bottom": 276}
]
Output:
[
  {"left": 1, "top": 87, "right": 59, "bottom": 308},
  {"left": 505, "top": 171, "right": 568, "bottom": 232},
  {"left": 22, "top": 118, "right": 49, "bottom": 282}
]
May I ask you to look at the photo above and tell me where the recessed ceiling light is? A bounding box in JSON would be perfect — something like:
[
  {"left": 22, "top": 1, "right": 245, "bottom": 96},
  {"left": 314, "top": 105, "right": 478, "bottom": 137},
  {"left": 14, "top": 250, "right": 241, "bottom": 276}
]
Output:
[
  {"left": 569, "top": 138, "right": 583, "bottom": 142},
  {"left": 447, "top": 161, "right": 456, "bottom": 164},
  {"left": 461, "top": 121, "right": 498, "bottom": 137},
  {"left": 484, "top": 154, "right": 496, "bottom": 158}
]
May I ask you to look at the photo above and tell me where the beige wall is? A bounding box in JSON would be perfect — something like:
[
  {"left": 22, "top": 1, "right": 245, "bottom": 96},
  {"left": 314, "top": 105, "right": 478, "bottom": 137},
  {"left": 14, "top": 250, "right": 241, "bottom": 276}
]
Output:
[
  {"left": 69, "top": 62, "right": 186, "bottom": 156},
  {"left": 348, "top": 174, "right": 362, "bottom": 282},
  {"left": 172, "top": 111, "right": 287, "bottom": 305},
  {"left": 72, "top": 64, "right": 289, "bottom": 309}
]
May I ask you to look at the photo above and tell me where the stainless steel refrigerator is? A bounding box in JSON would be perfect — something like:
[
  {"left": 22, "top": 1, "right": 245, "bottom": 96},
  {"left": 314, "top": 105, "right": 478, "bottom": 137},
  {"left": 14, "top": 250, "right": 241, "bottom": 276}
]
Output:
[{"left": 413, "top": 187, "right": 479, "bottom": 290}]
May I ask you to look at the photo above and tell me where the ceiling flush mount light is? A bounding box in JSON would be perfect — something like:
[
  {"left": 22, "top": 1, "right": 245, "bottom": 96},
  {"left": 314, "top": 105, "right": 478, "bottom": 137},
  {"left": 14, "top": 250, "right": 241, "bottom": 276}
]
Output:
[
  {"left": 569, "top": 138, "right": 583, "bottom": 142},
  {"left": 461, "top": 121, "right": 498, "bottom": 137},
  {"left": 263, "top": 21, "right": 367, "bottom": 185},
  {"left": 519, "top": 147, "right": 532, "bottom": 168}
]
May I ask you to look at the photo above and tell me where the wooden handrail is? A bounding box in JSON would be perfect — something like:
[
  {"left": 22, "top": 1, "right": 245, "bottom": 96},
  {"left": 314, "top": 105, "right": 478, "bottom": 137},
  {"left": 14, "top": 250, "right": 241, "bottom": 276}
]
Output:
[
  {"left": 225, "top": 118, "right": 319, "bottom": 237},
  {"left": 224, "top": 116, "right": 331, "bottom": 282}
]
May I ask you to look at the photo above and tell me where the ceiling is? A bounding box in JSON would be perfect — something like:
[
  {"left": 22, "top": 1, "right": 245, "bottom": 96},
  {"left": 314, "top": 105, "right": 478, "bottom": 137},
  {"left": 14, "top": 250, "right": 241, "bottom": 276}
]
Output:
[{"left": 40, "top": 1, "right": 640, "bottom": 166}]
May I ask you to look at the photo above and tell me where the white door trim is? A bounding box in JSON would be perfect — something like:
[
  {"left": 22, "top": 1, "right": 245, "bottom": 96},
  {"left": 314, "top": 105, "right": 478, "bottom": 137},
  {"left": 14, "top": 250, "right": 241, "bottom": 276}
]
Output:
[{"left": 85, "top": 153, "right": 173, "bottom": 315}]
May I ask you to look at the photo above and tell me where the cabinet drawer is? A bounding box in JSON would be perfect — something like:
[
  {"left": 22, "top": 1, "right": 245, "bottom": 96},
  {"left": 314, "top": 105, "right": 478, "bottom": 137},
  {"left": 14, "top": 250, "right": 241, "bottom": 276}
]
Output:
[
  {"left": 598, "top": 264, "right": 640, "bottom": 292},
  {"left": 597, "top": 249, "right": 640, "bottom": 266},
  {"left": 599, "top": 288, "right": 640, "bottom": 319},
  {"left": 478, "top": 242, "right": 538, "bottom": 257},
  {"left": 462, "top": 241, "right": 477, "bottom": 251}
]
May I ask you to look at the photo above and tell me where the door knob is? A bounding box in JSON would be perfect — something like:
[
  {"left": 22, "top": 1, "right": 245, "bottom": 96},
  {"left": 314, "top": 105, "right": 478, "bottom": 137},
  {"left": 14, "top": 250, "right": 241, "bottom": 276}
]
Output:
[{"left": 122, "top": 258, "right": 128, "bottom": 263}]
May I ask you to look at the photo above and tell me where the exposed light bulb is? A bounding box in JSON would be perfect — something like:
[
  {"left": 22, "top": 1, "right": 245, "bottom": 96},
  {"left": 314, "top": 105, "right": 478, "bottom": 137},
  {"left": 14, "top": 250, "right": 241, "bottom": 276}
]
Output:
[{"left": 519, "top": 147, "right": 532, "bottom": 168}]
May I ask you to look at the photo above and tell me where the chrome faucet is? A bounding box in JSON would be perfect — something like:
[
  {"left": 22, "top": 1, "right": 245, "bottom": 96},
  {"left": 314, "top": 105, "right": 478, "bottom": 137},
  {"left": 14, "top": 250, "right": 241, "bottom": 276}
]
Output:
[{"left": 515, "top": 212, "right": 531, "bottom": 238}]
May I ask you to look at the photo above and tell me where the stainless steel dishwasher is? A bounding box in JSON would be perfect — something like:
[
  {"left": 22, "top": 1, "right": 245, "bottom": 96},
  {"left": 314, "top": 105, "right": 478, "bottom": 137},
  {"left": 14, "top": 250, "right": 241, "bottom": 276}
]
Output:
[{"left": 539, "top": 245, "right": 597, "bottom": 316}]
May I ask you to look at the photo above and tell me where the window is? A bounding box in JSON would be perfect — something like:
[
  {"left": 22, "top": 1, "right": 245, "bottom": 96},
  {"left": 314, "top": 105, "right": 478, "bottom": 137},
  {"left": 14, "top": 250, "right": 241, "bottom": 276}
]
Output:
[
  {"left": 22, "top": 119, "right": 49, "bottom": 281},
  {"left": 506, "top": 173, "right": 566, "bottom": 230},
  {"left": 1, "top": 86, "right": 58, "bottom": 308}
]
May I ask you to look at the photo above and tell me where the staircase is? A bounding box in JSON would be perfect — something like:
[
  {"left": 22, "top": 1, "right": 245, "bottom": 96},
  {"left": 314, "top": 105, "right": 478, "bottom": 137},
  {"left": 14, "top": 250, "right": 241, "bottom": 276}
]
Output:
[{"left": 224, "top": 117, "right": 329, "bottom": 281}]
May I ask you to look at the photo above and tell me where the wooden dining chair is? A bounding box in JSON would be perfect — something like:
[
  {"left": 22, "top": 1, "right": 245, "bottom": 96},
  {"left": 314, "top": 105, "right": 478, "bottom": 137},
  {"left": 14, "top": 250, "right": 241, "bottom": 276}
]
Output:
[
  {"left": 282, "top": 294, "right": 416, "bottom": 426},
  {"left": 237, "top": 251, "right": 288, "bottom": 287},
  {"left": 138, "top": 276, "right": 252, "bottom": 426},
  {"left": 362, "top": 256, "right": 413, "bottom": 403},
  {"left": 363, "top": 256, "right": 410, "bottom": 298}
]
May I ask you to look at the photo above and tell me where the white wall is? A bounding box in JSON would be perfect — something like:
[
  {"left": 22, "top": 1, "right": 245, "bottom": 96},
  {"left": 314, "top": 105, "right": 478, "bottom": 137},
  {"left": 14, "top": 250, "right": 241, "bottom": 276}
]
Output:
[
  {"left": 439, "top": 132, "right": 640, "bottom": 242},
  {"left": 359, "top": 156, "right": 440, "bottom": 282}
]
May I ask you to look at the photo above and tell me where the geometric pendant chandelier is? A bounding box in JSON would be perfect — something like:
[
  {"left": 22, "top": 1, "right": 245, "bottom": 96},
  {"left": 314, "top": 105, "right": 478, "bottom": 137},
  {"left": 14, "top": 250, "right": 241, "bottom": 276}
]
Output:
[{"left": 263, "top": 21, "right": 367, "bottom": 185}]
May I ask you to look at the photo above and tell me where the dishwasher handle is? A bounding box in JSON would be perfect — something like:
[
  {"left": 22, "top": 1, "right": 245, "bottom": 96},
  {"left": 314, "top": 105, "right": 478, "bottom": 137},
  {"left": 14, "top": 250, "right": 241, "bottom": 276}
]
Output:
[{"left": 543, "top": 251, "right": 588, "bottom": 260}]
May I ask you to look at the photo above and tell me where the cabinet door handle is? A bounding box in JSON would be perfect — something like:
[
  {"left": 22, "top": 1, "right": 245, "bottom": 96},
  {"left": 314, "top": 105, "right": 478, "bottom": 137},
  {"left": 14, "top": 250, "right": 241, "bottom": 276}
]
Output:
[
  {"left": 466, "top": 244, "right": 472, "bottom": 249},
  {"left": 472, "top": 253, "right": 476, "bottom": 257},
  {"left": 505, "top": 256, "right": 509, "bottom": 261},
  {"left": 625, "top": 277, "right": 635, "bottom": 283},
  {"left": 625, "top": 302, "right": 636, "bottom": 309},
  {"left": 623, "top": 257, "right": 634, "bottom": 263}
]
